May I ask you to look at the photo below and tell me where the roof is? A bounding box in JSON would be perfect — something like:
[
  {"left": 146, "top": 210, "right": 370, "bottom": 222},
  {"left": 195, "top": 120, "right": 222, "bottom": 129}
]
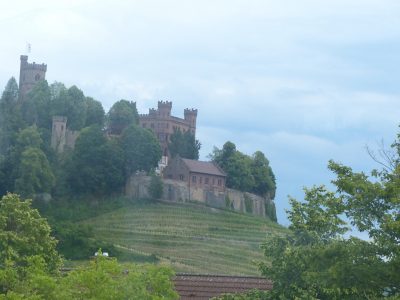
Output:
[
  {"left": 173, "top": 274, "right": 272, "bottom": 299},
  {"left": 181, "top": 158, "right": 226, "bottom": 177}
]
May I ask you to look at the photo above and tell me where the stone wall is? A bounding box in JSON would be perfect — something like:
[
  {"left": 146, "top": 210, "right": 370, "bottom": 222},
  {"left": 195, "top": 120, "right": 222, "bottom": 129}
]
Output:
[{"left": 125, "top": 175, "right": 271, "bottom": 218}]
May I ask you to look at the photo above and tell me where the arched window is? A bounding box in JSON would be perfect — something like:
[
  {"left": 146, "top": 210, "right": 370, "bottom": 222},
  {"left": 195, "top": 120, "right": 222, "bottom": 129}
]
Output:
[{"left": 35, "top": 74, "right": 40, "bottom": 81}]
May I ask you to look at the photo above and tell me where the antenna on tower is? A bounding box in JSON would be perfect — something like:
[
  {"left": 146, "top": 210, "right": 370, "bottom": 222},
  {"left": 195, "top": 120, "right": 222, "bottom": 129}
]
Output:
[{"left": 26, "top": 42, "right": 31, "bottom": 54}]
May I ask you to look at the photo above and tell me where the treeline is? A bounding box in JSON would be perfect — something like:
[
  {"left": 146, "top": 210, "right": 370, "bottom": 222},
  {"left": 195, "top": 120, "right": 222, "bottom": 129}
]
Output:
[
  {"left": 211, "top": 141, "right": 276, "bottom": 199},
  {"left": 0, "top": 77, "right": 163, "bottom": 199}
]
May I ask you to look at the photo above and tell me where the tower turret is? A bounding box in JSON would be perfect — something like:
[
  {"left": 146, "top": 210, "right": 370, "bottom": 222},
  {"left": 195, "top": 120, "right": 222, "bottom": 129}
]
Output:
[
  {"left": 51, "top": 116, "right": 67, "bottom": 153},
  {"left": 157, "top": 101, "right": 172, "bottom": 118},
  {"left": 19, "top": 55, "right": 47, "bottom": 100},
  {"left": 184, "top": 108, "right": 198, "bottom": 135}
]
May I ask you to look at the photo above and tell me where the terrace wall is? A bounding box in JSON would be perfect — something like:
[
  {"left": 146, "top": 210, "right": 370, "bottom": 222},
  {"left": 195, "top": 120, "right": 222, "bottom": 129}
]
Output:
[{"left": 125, "top": 174, "right": 269, "bottom": 218}]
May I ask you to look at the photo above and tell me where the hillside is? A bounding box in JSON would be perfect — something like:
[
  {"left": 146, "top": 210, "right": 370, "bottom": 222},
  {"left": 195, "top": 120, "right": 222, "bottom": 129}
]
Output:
[{"left": 81, "top": 201, "right": 287, "bottom": 275}]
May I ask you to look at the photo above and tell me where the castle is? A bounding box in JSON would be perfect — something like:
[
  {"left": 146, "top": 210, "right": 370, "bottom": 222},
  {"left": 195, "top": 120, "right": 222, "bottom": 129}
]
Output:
[
  {"left": 17, "top": 56, "right": 198, "bottom": 157},
  {"left": 19, "top": 55, "right": 47, "bottom": 101},
  {"left": 139, "top": 101, "right": 197, "bottom": 157}
]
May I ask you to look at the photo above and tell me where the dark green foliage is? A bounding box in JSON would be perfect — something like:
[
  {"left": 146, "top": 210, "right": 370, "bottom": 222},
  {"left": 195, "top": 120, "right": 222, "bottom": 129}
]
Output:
[
  {"left": 260, "top": 130, "right": 400, "bottom": 299},
  {"left": 14, "top": 147, "right": 55, "bottom": 198},
  {"left": 107, "top": 99, "right": 138, "bottom": 134},
  {"left": 85, "top": 97, "right": 105, "bottom": 127},
  {"left": 67, "top": 125, "right": 124, "bottom": 196},
  {"left": 0, "top": 194, "right": 62, "bottom": 294},
  {"left": 51, "top": 85, "right": 87, "bottom": 130},
  {"left": 211, "top": 142, "right": 276, "bottom": 199},
  {"left": 212, "top": 289, "right": 270, "bottom": 299},
  {"left": 168, "top": 127, "right": 201, "bottom": 159},
  {"left": 148, "top": 174, "right": 164, "bottom": 201},
  {"left": 120, "top": 124, "right": 162, "bottom": 175},
  {"left": 21, "top": 80, "right": 52, "bottom": 129},
  {"left": 0, "top": 77, "right": 22, "bottom": 155}
]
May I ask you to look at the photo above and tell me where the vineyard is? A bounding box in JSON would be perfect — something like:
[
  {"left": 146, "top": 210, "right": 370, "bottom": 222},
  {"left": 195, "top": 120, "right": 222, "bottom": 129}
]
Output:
[{"left": 82, "top": 201, "right": 287, "bottom": 275}]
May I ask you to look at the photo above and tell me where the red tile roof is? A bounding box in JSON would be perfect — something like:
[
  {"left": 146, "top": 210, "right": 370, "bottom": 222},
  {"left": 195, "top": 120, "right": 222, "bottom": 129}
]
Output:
[
  {"left": 173, "top": 274, "right": 272, "bottom": 299},
  {"left": 181, "top": 159, "right": 226, "bottom": 177}
]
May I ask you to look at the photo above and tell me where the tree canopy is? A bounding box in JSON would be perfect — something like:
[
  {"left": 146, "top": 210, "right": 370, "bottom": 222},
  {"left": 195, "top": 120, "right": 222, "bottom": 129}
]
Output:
[
  {"left": 168, "top": 127, "right": 201, "bottom": 159},
  {"left": 259, "top": 133, "right": 400, "bottom": 299},
  {"left": 107, "top": 100, "right": 138, "bottom": 135},
  {"left": 211, "top": 141, "right": 276, "bottom": 198}
]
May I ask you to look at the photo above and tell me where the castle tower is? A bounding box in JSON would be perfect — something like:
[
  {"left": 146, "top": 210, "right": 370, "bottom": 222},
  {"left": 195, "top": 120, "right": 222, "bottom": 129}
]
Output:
[
  {"left": 184, "top": 108, "right": 198, "bottom": 135},
  {"left": 19, "top": 55, "right": 47, "bottom": 100},
  {"left": 51, "top": 116, "right": 67, "bottom": 153},
  {"left": 157, "top": 101, "right": 172, "bottom": 118}
]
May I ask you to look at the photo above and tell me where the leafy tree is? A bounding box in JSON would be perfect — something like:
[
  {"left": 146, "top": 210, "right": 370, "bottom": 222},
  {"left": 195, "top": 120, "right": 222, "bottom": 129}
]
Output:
[
  {"left": 67, "top": 125, "right": 124, "bottom": 196},
  {"left": 50, "top": 85, "right": 87, "bottom": 131},
  {"left": 14, "top": 147, "right": 55, "bottom": 198},
  {"left": 0, "top": 194, "right": 62, "bottom": 295},
  {"left": 59, "top": 254, "right": 178, "bottom": 300},
  {"left": 168, "top": 128, "right": 201, "bottom": 159},
  {"left": 211, "top": 142, "right": 276, "bottom": 201},
  {"left": 251, "top": 151, "right": 276, "bottom": 198},
  {"left": 148, "top": 173, "right": 164, "bottom": 201},
  {"left": 0, "top": 78, "right": 22, "bottom": 155},
  {"left": 85, "top": 97, "right": 105, "bottom": 127},
  {"left": 20, "top": 80, "right": 52, "bottom": 129},
  {"left": 120, "top": 125, "right": 162, "bottom": 175},
  {"left": 107, "top": 100, "right": 138, "bottom": 135},
  {"left": 259, "top": 131, "right": 400, "bottom": 298}
]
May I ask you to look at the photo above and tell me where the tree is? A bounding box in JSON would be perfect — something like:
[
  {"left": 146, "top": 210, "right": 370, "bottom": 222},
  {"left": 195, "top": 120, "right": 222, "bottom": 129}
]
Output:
[
  {"left": 251, "top": 151, "right": 276, "bottom": 198},
  {"left": 14, "top": 147, "right": 55, "bottom": 198},
  {"left": 148, "top": 173, "right": 163, "bottom": 201},
  {"left": 0, "top": 194, "right": 62, "bottom": 295},
  {"left": 50, "top": 85, "right": 87, "bottom": 131},
  {"left": 120, "top": 125, "right": 162, "bottom": 175},
  {"left": 85, "top": 97, "right": 105, "bottom": 127},
  {"left": 59, "top": 254, "right": 178, "bottom": 300},
  {"left": 168, "top": 128, "right": 201, "bottom": 159},
  {"left": 0, "top": 78, "right": 22, "bottom": 155},
  {"left": 21, "top": 80, "right": 52, "bottom": 129},
  {"left": 107, "top": 100, "right": 138, "bottom": 135},
  {"left": 259, "top": 131, "right": 400, "bottom": 298},
  {"left": 67, "top": 125, "right": 124, "bottom": 196}
]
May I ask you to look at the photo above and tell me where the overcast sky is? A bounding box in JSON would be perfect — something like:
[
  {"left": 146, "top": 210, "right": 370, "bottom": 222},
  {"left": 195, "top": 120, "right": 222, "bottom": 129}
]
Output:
[{"left": 1, "top": 0, "right": 400, "bottom": 225}]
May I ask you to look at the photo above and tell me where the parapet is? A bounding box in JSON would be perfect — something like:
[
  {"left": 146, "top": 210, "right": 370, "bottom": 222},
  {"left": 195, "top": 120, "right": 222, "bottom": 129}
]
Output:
[
  {"left": 158, "top": 100, "right": 172, "bottom": 109},
  {"left": 184, "top": 108, "right": 198, "bottom": 116},
  {"left": 52, "top": 116, "right": 67, "bottom": 123},
  {"left": 20, "top": 55, "right": 47, "bottom": 72}
]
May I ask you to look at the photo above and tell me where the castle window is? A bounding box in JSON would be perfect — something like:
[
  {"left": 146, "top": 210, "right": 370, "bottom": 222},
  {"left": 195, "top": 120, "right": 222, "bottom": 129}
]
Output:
[
  {"left": 205, "top": 178, "right": 209, "bottom": 184},
  {"left": 199, "top": 177, "right": 202, "bottom": 184},
  {"left": 35, "top": 74, "right": 40, "bottom": 81},
  {"left": 179, "top": 175, "right": 184, "bottom": 181},
  {"left": 218, "top": 179, "right": 222, "bottom": 186},
  {"left": 151, "top": 123, "right": 154, "bottom": 129},
  {"left": 61, "top": 125, "right": 64, "bottom": 131},
  {"left": 212, "top": 178, "right": 215, "bottom": 185},
  {"left": 142, "top": 123, "right": 147, "bottom": 128},
  {"left": 192, "top": 176, "right": 196, "bottom": 183}
]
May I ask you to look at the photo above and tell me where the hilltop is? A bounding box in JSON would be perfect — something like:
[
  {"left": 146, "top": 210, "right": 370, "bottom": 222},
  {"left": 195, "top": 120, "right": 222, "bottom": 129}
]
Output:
[{"left": 80, "top": 201, "right": 287, "bottom": 275}]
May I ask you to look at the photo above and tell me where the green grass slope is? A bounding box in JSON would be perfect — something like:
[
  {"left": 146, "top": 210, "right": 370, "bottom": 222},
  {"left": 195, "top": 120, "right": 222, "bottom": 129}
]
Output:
[{"left": 82, "top": 201, "right": 287, "bottom": 275}]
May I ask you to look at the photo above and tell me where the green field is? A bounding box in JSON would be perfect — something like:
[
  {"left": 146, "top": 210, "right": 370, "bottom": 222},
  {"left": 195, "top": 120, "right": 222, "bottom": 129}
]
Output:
[{"left": 82, "top": 201, "right": 287, "bottom": 275}]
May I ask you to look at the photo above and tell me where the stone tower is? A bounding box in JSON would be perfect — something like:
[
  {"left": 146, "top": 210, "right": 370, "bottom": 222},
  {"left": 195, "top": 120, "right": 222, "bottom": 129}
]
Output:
[
  {"left": 184, "top": 108, "right": 198, "bottom": 135},
  {"left": 157, "top": 101, "right": 172, "bottom": 117},
  {"left": 51, "top": 116, "right": 67, "bottom": 153},
  {"left": 19, "top": 55, "right": 47, "bottom": 100}
]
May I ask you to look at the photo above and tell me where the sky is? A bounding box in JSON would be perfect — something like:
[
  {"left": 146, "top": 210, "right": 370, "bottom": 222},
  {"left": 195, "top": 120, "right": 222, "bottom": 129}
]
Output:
[{"left": 1, "top": 0, "right": 400, "bottom": 226}]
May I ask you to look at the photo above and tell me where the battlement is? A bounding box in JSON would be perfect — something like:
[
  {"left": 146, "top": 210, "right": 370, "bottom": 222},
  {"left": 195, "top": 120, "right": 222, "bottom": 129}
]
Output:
[
  {"left": 52, "top": 116, "right": 67, "bottom": 123},
  {"left": 184, "top": 108, "right": 198, "bottom": 116},
  {"left": 20, "top": 55, "right": 47, "bottom": 72},
  {"left": 149, "top": 108, "right": 157, "bottom": 115},
  {"left": 158, "top": 100, "right": 172, "bottom": 108}
]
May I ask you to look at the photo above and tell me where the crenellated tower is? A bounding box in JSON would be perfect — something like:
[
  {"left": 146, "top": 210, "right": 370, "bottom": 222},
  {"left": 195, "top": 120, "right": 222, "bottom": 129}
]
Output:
[
  {"left": 19, "top": 55, "right": 47, "bottom": 100},
  {"left": 184, "top": 108, "right": 198, "bottom": 135},
  {"left": 157, "top": 101, "right": 172, "bottom": 117},
  {"left": 51, "top": 116, "right": 67, "bottom": 153}
]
